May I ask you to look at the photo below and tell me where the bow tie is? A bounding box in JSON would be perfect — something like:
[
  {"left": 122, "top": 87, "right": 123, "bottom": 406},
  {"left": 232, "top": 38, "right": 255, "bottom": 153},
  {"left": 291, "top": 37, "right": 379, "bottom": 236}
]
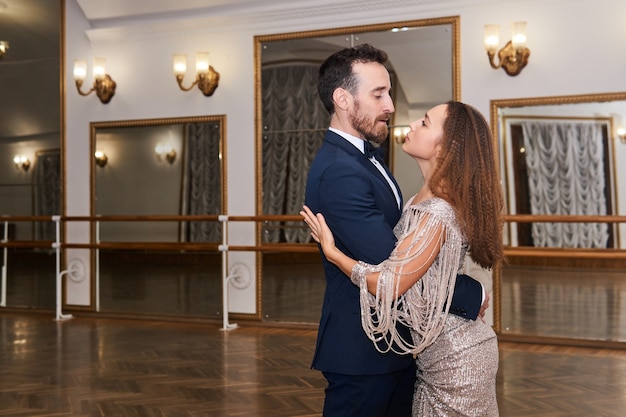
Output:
[{"left": 364, "top": 141, "right": 386, "bottom": 160}]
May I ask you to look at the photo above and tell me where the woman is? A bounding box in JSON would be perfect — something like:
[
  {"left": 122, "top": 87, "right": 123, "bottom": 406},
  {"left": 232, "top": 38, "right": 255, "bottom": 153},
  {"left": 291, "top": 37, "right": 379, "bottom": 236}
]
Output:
[{"left": 301, "top": 101, "right": 504, "bottom": 416}]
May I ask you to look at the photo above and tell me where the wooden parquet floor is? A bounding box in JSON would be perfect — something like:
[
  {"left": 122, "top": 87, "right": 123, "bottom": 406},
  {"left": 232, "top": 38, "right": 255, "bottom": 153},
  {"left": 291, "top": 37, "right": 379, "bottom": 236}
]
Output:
[{"left": 1, "top": 312, "right": 625, "bottom": 417}]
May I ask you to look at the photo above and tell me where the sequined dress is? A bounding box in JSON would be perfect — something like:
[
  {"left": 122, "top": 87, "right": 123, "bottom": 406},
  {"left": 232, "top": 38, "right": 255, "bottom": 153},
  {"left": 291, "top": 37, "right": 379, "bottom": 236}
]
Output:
[{"left": 351, "top": 197, "right": 499, "bottom": 416}]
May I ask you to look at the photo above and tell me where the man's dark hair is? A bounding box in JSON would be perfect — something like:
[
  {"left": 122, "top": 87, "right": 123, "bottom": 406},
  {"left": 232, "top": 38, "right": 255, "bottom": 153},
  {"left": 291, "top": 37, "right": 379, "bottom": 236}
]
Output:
[{"left": 317, "top": 43, "right": 389, "bottom": 115}]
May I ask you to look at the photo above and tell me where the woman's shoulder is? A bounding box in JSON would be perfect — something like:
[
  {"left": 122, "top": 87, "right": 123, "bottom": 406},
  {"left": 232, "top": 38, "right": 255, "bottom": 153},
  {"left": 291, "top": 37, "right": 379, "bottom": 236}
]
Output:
[
  {"left": 410, "top": 196, "right": 452, "bottom": 213},
  {"left": 406, "top": 197, "right": 457, "bottom": 224},
  {"left": 395, "top": 197, "right": 459, "bottom": 238}
]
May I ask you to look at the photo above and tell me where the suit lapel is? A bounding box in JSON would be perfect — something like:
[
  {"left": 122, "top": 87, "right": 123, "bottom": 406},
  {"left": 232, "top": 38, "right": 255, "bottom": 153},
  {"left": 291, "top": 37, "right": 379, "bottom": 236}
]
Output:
[{"left": 324, "top": 131, "right": 403, "bottom": 213}]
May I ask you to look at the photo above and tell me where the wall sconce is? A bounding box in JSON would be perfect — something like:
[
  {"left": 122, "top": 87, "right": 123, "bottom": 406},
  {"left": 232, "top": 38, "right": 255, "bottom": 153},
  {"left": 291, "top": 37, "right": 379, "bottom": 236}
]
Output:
[
  {"left": 393, "top": 126, "right": 410, "bottom": 144},
  {"left": 155, "top": 143, "right": 176, "bottom": 164},
  {"left": 0, "top": 40, "right": 8, "bottom": 59},
  {"left": 13, "top": 155, "right": 30, "bottom": 172},
  {"left": 94, "top": 150, "right": 108, "bottom": 167},
  {"left": 484, "top": 21, "right": 530, "bottom": 76},
  {"left": 173, "top": 52, "right": 220, "bottom": 96},
  {"left": 617, "top": 127, "right": 626, "bottom": 144},
  {"left": 73, "top": 58, "right": 117, "bottom": 104}
]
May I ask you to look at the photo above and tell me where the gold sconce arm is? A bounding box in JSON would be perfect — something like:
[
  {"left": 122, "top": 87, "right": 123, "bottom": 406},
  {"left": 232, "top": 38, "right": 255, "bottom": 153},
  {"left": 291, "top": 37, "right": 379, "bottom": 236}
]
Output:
[
  {"left": 175, "top": 74, "right": 197, "bottom": 92},
  {"left": 175, "top": 66, "right": 220, "bottom": 96},
  {"left": 487, "top": 40, "right": 530, "bottom": 76},
  {"left": 75, "top": 74, "right": 117, "bottom": 104}
]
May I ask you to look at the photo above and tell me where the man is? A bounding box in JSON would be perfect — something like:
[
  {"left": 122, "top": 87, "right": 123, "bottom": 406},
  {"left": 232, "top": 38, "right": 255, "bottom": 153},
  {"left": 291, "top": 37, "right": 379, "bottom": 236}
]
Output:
[{"left": 305, "top": 44, "right": 484, "bottom": 417}]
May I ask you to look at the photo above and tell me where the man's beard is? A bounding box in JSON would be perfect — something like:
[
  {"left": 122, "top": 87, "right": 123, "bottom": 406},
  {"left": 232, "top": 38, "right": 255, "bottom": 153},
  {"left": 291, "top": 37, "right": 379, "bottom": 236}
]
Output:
[{"left": 349, "top": 101, "right": 389, "bottom": 144}]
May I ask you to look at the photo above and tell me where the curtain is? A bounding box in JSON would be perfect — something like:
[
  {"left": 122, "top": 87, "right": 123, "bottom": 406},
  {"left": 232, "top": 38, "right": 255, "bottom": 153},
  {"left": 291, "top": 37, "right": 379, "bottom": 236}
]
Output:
[
  {"left": 180, "top": 122, "right": 222, "bottom": 242},
  {"left": 33, "top": 150, "right": 61, "bottom": 241},
  {"left": 521, "top": 121, "right": 609, "bottom": 248},
  {"left": 261, "top": 64, "right": 327, "bottom": 243}
]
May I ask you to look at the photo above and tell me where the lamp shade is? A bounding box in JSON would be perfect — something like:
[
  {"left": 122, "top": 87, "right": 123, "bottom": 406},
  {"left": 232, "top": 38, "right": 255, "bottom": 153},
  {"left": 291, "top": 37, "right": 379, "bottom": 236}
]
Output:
[
  {"left": 73, "top": 59, "right": 87, "bottom": 81},
  {"left": 93, "top": 57, "right": 107, "bottom": 80},
  {"left": 511, "top": 21, "right": 527, "bottom": 49},
  {"left": 173, "top": 54, "right": 187, "bottom": 76},
  {"left": 196, "top": 52, "right": 209, "bottom": 74},
  {"left": 484, "top": 25, "right": 500, "bottom": 53}
]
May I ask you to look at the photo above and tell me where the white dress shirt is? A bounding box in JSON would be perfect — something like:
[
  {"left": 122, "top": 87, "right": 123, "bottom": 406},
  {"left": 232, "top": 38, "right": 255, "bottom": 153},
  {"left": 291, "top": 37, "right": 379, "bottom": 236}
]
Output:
[{"left": 329, "top": 128, "right": 401, "bottom": 209}]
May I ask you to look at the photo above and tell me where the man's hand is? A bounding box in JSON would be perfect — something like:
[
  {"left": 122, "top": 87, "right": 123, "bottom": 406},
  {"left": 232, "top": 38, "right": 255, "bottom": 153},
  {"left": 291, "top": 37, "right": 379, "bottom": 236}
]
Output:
[{"left": 478, "top": 292, "right": 490, "bottom": 322}]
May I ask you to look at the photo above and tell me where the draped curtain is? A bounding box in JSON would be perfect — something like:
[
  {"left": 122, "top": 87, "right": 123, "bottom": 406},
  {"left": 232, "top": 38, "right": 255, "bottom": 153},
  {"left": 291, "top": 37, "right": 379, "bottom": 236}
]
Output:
[
  {"left": 521, "top": 121, "right": 609, "bottom": 248},
  {"left": 262, "top": 64, "right": 327, "bottom": 243},
  {"left": 33, "top": 150, "right": 61, "bottom": 241},
  {"left": 180, "top": 122, "right": 222, "bottom": 242}
]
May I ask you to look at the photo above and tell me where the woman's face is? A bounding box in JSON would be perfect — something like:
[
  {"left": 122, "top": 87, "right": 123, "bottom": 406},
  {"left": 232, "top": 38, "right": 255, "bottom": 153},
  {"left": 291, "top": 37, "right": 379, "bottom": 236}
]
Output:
[{"left": 401, "top": 103, "right": 447, "bottom": 161}]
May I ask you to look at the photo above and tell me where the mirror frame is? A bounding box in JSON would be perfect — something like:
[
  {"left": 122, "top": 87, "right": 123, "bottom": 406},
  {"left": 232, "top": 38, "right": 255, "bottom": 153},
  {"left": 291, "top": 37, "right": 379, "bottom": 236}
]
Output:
[
  {"left": 60, "top": 0, "right": 66, "bottom": 219},
  {"left": 89, "top": 115, "right": 228, "bottom": 309},
  {"left": 253, "top": 17, "right": 460, "bottom": 321},
  {"left": 491, "top": 91, "right": 626, "bottom": 348}
]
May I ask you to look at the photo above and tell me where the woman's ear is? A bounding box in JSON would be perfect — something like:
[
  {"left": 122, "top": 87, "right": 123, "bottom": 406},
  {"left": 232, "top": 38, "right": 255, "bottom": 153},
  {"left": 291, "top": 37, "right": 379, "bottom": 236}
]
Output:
[{"left": 434, "top": 141, "right": 444, "bottom": 158}]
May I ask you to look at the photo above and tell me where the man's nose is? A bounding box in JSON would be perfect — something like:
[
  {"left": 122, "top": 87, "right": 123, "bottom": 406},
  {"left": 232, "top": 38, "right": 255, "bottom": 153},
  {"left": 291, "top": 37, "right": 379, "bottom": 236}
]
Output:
[{"left": 385, "top": 98, "right": 395, "bottom": 113}]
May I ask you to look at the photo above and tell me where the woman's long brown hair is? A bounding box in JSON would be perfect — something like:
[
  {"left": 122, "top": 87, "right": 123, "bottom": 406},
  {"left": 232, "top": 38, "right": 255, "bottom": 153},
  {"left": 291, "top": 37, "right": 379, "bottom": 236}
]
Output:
[{"left": 430, "top": 101, "right": 504, "bottom": 269}]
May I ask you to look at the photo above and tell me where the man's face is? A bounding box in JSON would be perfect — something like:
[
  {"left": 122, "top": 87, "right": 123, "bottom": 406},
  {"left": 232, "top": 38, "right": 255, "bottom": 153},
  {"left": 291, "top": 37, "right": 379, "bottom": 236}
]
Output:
[{"left": 348, "top": 62, "right": 394, "bottom": 144}]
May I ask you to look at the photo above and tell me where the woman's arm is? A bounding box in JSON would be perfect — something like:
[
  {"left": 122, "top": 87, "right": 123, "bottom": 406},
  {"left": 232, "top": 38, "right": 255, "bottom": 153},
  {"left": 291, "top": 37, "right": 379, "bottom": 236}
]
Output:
[{"left": 301, "top": 205, "right": 445, "bottom": 295}]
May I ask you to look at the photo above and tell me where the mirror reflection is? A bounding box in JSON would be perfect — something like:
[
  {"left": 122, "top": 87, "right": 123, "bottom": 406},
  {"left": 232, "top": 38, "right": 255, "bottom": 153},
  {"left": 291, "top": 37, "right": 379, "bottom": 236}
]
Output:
[
  {"left": 0, "top": 0, "right": 62, "bottom": 310},
  {"left": 256, "top": 17, "right": 459, "bottom": 323},
  {"left": 492, "top": 92, "right": 626, "bottom": 345},
  {"left": 92, "top": 115, "right": 226, "bottom": 318},
  {"left": 0, "top": 0, "right": 62, "bottom": 239}
]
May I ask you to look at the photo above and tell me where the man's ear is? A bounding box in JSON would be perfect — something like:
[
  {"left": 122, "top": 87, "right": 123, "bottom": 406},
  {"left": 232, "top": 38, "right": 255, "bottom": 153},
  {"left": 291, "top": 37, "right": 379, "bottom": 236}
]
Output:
[{"left": 332, "top": 88, "right": 351, "bottom": 111}]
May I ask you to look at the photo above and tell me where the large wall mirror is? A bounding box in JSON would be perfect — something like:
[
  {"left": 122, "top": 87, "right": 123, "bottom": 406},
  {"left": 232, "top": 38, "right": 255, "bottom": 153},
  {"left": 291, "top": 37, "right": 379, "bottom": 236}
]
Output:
[
  {"left": 0, "top": 0, "right": 62, "bottom": 236},
  {"left": 254, "top": 17, "right": 459, "bottom": 323},
  {"left": 491, "top": 92, "right": 626, "bottom": 347},
  {"left": 91, "top": 115, "right": 226, "bottom": 318},
  {"left": 0, "top": 0, "right": 63, "bottom": 310}
]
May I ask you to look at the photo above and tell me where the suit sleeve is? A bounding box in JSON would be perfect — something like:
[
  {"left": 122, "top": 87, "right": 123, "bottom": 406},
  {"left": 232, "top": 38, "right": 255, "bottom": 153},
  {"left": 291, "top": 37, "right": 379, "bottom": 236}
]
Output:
[{"left": 449, "top": 274, "right": 483, "bottom": 320}]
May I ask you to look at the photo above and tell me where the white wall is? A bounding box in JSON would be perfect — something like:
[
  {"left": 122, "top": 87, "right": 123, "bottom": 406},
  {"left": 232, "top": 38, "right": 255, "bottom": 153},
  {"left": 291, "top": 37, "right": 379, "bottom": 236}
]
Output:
[{"left": 64, "top": 0, "right": 626, "bottom": 311}]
